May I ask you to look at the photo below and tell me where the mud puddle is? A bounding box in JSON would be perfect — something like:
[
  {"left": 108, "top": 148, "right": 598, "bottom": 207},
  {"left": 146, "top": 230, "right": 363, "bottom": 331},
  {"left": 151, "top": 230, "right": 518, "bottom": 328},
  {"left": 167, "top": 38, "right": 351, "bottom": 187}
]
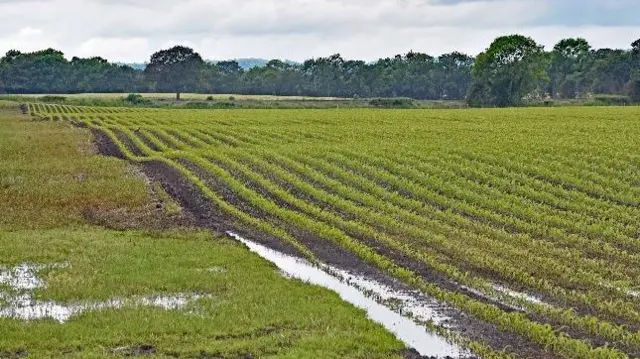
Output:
[
  {"left": 0, "top": 263, "right": 210, "bottom": 323},
  {"left": 228, "top": 232, "right": 471, "bottom": 358}
]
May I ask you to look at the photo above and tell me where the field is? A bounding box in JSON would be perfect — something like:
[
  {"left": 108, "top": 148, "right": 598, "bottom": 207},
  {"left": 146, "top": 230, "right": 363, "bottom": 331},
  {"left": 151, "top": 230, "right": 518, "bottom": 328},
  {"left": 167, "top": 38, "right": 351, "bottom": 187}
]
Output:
[
  {"left": 0, "top": 102, "right": 409, "bottom": 358},
  {"left": 23, "top": 103, "right": 640, "bottom": 359},
  {"left": 13, "top": 93, "right": 345, "bottom": 101},
  {"left": 2, "top": 94, "right": 470, "bottom": 111}
]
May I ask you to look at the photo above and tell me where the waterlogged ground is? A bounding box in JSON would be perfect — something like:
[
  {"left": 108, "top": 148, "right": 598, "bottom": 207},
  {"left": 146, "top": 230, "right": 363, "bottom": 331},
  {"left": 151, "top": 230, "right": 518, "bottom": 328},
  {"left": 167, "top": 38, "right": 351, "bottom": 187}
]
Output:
[
  {"left": 0, "top": 230, "right": 408, "bottom": 358},
  {"left": 229, "top": 232, "right": 469, "bottom": 358},
  {"left": 0, "top": 104, "right": 410, "bottom": 358}
]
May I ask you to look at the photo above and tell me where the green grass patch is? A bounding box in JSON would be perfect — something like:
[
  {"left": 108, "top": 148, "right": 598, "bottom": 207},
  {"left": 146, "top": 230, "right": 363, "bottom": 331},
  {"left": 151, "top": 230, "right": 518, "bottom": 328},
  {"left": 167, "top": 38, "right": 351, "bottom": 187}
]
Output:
[{"left": 0, "top": 229, "right": 403, "bottom": 358}]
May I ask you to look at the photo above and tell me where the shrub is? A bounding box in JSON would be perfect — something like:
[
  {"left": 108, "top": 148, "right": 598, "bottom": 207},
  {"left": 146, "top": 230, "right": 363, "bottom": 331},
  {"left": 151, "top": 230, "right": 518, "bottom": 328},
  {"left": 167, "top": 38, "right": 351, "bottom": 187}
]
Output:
[
  {"left": 369, "top": 98, "right": 415, "bottom": 108},
  {"left": 125, "top": 93, "right": 150, "bottom": 105},
  {"left": 38, "top": 95, "right": 67, "bottom": 103},
  {"left": 206, "top": 96, "right": 214, "bottom": 101},
  {"left": 588, "top": 95, "right": 631, "bottom": 106}
]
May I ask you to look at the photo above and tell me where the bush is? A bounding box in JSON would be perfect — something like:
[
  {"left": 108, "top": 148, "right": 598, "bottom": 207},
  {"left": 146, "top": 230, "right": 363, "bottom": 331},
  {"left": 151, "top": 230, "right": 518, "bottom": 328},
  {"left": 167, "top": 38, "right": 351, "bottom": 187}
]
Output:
[
  {"left": 38, "top": 95, "right": 67, "bottom": 103},
  {"left": 183, "top": 101, "right": 211, "bottom": 109},
  {"left": 369, "top": 98, "right": 415, "bottom": 108},
  {"left": 211, "top": 101, "right": 238, "bottom": 109},
  {"left": 228, "top": 96, "right": 236, "bottom": 101},
  {"left": 179, "top": 101, "right": 238, "bottom": 109},
  {"left": 587, "top": 95, "right": 631, "bottom": 106},
  {"left": 206, "top": 96, "right": 214, "bottom": 101},
  {"left": 125, "top": 93, "right": 150, "bottom": 105}
]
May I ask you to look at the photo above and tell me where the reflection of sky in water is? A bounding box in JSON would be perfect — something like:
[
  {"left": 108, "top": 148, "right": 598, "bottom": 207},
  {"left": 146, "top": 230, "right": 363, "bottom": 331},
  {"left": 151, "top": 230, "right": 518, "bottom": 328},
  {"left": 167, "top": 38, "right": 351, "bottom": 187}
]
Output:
[
  {"left": 228, "top": 232, "right": 467, "bottom": 358},
  {"left": 0, "top": 263, "right": 210, "bottom": 323}
]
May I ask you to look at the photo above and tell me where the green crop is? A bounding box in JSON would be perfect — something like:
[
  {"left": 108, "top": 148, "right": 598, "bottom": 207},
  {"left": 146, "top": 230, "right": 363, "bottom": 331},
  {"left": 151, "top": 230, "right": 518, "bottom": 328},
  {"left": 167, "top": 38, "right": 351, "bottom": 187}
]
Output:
[{"left": 29, "top": 103, "right": 640, "bottom": 359}]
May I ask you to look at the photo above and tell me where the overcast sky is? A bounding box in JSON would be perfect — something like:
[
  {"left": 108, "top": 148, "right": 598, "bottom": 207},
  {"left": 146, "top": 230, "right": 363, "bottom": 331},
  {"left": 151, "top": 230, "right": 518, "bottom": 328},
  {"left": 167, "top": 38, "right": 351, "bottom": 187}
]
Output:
[{"left": 0, "top": 0, "right": 638, "bottom": 62}]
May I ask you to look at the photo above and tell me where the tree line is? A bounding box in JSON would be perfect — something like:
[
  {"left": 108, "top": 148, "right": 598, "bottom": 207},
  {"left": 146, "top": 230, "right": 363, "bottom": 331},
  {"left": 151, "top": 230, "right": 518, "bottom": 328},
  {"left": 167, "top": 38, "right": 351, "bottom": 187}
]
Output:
[{"left": 1, "top": 35, "right": 639, "bottom": 106}]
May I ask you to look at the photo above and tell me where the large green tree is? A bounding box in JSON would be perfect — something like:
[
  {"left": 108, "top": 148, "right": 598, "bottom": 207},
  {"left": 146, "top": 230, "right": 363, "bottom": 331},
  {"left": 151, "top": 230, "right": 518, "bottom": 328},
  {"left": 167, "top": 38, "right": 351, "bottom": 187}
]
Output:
[
  {"left": 437, "top": 52, "right": 474, "bottom": 100},
  {"left": 468, "top": 35, "right": 547, "bottom": 107},
  {"left": 144, "top": 46, "right": 204, "bottom": 100},
  {"left": 549, "top": 38, "right": 591, "bottom": 98}
]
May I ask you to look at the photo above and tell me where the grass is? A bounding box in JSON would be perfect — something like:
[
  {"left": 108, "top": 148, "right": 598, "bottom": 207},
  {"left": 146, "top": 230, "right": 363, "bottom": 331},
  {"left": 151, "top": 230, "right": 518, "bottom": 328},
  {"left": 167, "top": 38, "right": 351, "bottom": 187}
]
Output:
[
  {"left": 0, "top": 229, "right": 401, "bottom": 358},
  {"left": 2, "top": 93, "right": 470, "bottom": 110},
  {"left": 35, "top": 103, "right": 640, "bottom": 358},
  {"left": 0, "top": 104, "right": 405, "bottom": 358},
  {"left": 0, "top": 106, "right": 150, "bottom": 230},
  {"left": 10, "top": 93, "right": 346, "bottom": 101}
]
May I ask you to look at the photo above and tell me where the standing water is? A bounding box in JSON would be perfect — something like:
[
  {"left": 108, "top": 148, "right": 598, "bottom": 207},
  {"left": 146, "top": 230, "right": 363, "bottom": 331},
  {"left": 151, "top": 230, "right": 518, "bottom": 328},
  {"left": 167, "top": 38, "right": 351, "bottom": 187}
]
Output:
[{"left": 228, "top": 233, "right": 469, "bottom": 358}]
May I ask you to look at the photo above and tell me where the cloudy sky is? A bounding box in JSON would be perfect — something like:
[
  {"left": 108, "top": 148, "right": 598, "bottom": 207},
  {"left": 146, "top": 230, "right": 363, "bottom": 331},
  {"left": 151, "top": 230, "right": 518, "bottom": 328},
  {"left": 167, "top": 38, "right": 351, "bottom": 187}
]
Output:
[{"left": 0, "top": 0, "right": 638, "bottom": 62}]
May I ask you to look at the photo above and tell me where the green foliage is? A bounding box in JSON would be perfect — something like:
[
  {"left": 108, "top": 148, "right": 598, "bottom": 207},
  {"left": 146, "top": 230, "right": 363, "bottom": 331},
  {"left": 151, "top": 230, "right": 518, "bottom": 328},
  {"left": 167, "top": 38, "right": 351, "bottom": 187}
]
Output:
[
  {"left": 627, "top": 71, "right": 640, "bottom": 102},
  {"left": 125, "top": 93, "right": 150, "bottom": 105},
  {"left": 548, "top": 38, "right": 592, "bottom": 99},
  {"left": 632, "top": 38, "right": 640, "bottom": 54},
  {"left": 0, "top": 49, "right": 143, "bottom": 94},
  {"left": 468, "top": 35, "right": 548, "bottom": 107},
  {"left": 368, "top": 97, "right": 415, "bottom": 108},
  {"left": 586, "top": 95, "right": 632, "bottom": 106},
  {"left": 38, "top": 95, "right": 67, "bottom": 102},
  {"left": 1, "top": 35, "right": 639, "bottom": 104},
  {"left": 144, "top": 46, "right": 205, "bottom": 100}
]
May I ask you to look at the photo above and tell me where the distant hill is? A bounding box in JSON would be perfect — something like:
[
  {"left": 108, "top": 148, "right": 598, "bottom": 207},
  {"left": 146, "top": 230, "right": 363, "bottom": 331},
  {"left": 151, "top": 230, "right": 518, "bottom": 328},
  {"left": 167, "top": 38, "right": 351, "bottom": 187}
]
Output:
[
  {"left": 118, "top": 58, "right": 299, "bottom": 71},
  {"left": 115, "top": 62, "right": 146, "bottom": 71},
  {"left": 235, "top": 58, "right": 268, "bottom": 69},
  {"left": 215, "top": 58, "right": 300, "bottom": 70}
]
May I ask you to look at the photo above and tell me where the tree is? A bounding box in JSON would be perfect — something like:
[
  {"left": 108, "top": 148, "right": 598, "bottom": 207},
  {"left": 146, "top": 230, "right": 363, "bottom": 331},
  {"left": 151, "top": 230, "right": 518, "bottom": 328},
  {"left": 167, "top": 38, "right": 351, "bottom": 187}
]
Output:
[
  {"left": 628, "top": 71, "right": 640, "bottom": 102},
  {"left": 588, "top": 49, "right": 632, "bottom": 94},
  {"left": 632, "top": 38, "right": 640, "bottom": 54},
  {"left": 144, "top": 46, "right": 204, "bottom": 100},
  {"left": 468, "top": 35, "right": 547, "bottom": 107},
  {"left": 549, "top": 38, "right": 591, "bottom": 98},
  {"left": 437, "top": 52, "right": 473, "bottom": 100},
  {"left": 554, "top": 38, "right": 590, "bottom": 58}
]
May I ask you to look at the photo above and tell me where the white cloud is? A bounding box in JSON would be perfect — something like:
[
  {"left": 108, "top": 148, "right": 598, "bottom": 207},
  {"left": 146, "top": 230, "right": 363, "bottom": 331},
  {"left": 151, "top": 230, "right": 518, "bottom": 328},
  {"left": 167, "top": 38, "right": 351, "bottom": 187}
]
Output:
[
  {"left": 76, "top": 37, "right": 152, "bottom": 60},
  {"left": 0, "top": 0, "right": 638, "bottom": 62}
]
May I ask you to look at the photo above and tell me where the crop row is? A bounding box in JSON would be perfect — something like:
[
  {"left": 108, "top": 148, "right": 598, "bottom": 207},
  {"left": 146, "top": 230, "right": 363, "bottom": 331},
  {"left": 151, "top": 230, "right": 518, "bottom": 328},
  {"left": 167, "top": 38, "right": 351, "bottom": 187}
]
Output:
[{"left": 29, "top": 104, "right": 640, "bottom": 359}]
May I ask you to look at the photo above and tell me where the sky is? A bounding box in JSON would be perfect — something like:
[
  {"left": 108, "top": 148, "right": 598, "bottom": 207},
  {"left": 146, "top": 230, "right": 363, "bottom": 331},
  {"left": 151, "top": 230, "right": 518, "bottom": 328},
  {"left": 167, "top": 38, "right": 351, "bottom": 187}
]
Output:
[{"left": 0, "top": 0, "right": 638, "bottom": 62}]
